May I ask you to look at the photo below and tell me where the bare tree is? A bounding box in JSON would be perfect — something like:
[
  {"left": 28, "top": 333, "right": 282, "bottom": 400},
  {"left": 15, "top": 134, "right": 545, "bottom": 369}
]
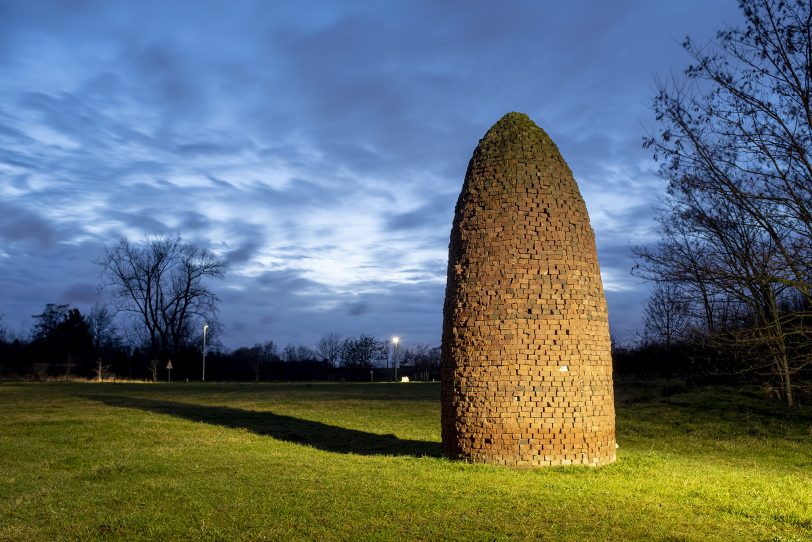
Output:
[
  {"left": 280, "top": 344, "right": 317, "bottom": 363},
  {"left": 148, "top": 359, "right": 160, "bottom": 383},
  {"left": 340, "top": 335, "right": 387, "bottom": 369},
  {"left": 94, "top": 357, "right": 111, "bottom": 382},
  {"left": 634, "top": 215, "right": 726, "bottom": 334},
  {"left": 0, "top": 315, "right": 8, "bottom": 344},
  {"left": 282, "top": 343, "right": 298, "bottom": 363},
  {"left": 88, "top": 303, "right": 117, "bottom": 353},
  {"left": 88, "top": 304, "right": 116, "bottom": 381},
  {"left": 233, "top": 344, "right": 265, "bottom": 381},
  {"left": 400, "top": 343, "right": 440, "bottom": 380},
  {"left": 248, "top": 346, "right": 263, "bottom": 381},
  {"left": 642, "top": 282, "right": 691, "bottom": 348},
  {"left": 262, "top": 340, "right": 278, "bottom": 361},
  {"left": 316, "top": 332, "right": 342, "bottom": 367},
  {"left": 296, "top": 345, "right": 317, "bottom": 361},
  {"left": 97, "top": 234, "right": 226, "bottom": 366},
  {"left": 640, "top": 0, "right": 812, "bottom": 405}
]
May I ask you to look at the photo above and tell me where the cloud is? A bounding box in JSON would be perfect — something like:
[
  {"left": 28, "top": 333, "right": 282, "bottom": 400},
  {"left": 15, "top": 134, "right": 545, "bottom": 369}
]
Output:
[
  {"left": 107, "top": 211, "right": 170, "bottom": 234},
  {"left": 224, "top": 240, "right": 262, "bottom": 265},
  {"left": 252, "top": 269, "right": 326, "bottom": 295},
  {"left": 0, "top": 0, "right": 745, "bottom": 348},
  {"left": 345, "top": 301, "right": 369, "bottom": 316},
  {"left": 178, "top": 141, "right": 249, "bottom": 157},
  {"left": 0, "top": 202, "right": 59, "bottom": 248},
  {"left": 0, "top": 238, "right": 104, "bottom": 336},
  {"left": 214, "top": 265, "right": 444, "bottom": 348},
  {"left": 61, "top": 282, "right": 98, "bottom": 304},
  {"left": 384, "top": 197, "right": 455, "bottom": 233},
  {"left": 177, "top": 210, "right": 212, "bottom": 232}
]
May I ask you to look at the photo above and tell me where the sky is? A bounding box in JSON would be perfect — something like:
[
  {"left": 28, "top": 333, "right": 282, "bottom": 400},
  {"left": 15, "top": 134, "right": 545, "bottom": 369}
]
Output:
[{"left": 0, "top": 0, "right": 744, "bottom": 350}]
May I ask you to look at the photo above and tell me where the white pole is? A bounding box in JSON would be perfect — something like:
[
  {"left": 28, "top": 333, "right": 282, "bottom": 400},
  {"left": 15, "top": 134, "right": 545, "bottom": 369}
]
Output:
[
  {"left": 202, "top": 324, "right": 208, "bottom": 382},
  {"left": 392, "top": 336, "right": 400, "bottom": 382}
]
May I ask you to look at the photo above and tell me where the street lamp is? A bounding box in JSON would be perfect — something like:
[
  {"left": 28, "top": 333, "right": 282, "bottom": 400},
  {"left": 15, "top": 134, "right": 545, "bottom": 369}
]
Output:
[
  {"left": 392, "top": 336, "right": 400, "bottom": 382},
  {"left": 202, "top": 324, "right": 209, "bottom": 382}
]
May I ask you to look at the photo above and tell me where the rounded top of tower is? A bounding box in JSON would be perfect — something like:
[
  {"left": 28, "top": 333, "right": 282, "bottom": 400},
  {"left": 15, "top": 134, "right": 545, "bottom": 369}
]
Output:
[{"left": 474, "top": 112, "right": 561, "bottom": 163}]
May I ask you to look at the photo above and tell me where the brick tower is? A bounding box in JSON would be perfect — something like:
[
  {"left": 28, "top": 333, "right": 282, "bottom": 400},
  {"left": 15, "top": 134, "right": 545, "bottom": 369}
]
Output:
[{"left": 441, "top": 112, "right": 616, "bottom": 467}]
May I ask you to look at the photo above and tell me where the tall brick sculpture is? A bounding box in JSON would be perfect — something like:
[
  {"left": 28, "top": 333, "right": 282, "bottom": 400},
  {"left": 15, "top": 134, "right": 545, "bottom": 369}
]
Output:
[{"left": 441, "top": 112, "right": 616, "bottom": 467}]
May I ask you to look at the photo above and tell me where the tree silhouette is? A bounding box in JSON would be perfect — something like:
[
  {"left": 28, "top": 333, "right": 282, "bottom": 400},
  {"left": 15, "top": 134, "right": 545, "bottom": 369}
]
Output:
[
  {"left": 97, "top": 234, "right": 226, "bottom": 369},
  {"left": 640, "top": 0, "right": 812, "bottom": 405}
]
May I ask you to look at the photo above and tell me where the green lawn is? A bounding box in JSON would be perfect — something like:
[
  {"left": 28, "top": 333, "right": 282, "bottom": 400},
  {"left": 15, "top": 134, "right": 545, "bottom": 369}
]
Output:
[{"left": 0, "top": 381, "right": 809, "bottom": 541}]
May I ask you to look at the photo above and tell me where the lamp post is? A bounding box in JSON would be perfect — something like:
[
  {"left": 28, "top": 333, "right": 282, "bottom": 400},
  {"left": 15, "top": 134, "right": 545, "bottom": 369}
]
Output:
[
  {"left": 392, "top": 336, "right": 400, "bottom": 382},
  {"left": 202, "top": 324, "right": 209, "bottom": 382}
]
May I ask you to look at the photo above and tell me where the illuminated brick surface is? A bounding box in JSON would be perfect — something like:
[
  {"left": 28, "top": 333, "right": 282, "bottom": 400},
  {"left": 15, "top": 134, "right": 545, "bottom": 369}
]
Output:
[{"left": 441, "top": 112, "right": 616, "bottom": 467}]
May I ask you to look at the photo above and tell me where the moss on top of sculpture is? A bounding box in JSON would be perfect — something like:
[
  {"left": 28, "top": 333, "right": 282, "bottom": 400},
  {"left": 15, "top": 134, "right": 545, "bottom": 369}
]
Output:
[{"left": 473, "top": 112, "right": 561, "bottom": 163}]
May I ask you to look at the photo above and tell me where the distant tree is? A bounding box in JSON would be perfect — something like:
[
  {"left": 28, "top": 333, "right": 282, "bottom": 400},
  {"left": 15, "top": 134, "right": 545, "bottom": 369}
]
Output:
[
  {"left": 32, "top": 304, "right": 70, "bottom": 341},
  {"left": 31, "top": 304, "right": 93, "bottom": 376},
  {"left": 282, "top": 343, "right": 298, "bottom": 363},
  {"left": 406, "top": 343, "right": 441, "bottom": 370},
  {"left": 148, "top": 359, "right": 160, "bottom": 382},
  {"left": 87, "top": 303, "right": 117, "bottom": 353},
  {"left": 262, "top": 340, "right": 278, "bottom": 360},
  {"left": 296, "top": 345, "right": 317, "bottom": 362},
  {"left": 87, "top": 303, "right": 120, "bottom": 381},
  {"left": 0, "top": 318, "right": 27, "bottom": 377},
  {"left": 94, "top": 357, "right": 111, "bottom": 382},
  {"left": 281, "top": 343, "right": 318, "bottom": 363},
  {"left": 375, "top": 339, "right": 389, "bottom": 367},
  {"left": 639, "top": 0, "right": 812, "bottom": 406},
  {"left": 0, "top": 315, "right": 8, "bottom": 344},
  {"left": 0, "top": 315, "right": 8, "bottom": 345},
  {"left": 316, "top": 332, "right": 342, "bottom": 367},
  {"left": 398, "top": 342, "right": 440, "bottom": 380},
  {"left": 233, "top": 344, "right": 265, "bottom": 381},
  {"left": 340, "top": 335, "right": 387, "bottom": 368},
  {"left": 642, "top": 282, "right": 691, "bottom": 349},
  {"left": 97, "top": 234, "right": 227, "bottom": 369}
]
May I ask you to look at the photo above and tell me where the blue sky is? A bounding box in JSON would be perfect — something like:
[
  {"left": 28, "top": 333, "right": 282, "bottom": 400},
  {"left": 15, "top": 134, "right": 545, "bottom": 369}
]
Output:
[{"left": 0, "top": 0, "right": 743, "bottom": 349}]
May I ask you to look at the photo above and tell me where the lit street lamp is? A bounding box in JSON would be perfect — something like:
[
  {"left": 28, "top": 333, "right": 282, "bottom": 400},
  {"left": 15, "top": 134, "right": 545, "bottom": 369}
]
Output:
[
  {"left": 202, "top": 324, "right": 209, "bottom": 382},
  {"left": 392, "top": 336, "right": 400, "bottom": 382}
]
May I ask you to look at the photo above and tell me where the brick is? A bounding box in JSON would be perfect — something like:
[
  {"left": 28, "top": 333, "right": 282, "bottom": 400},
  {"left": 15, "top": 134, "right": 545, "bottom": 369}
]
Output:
[{"left": 440, "top": 113, "right": 616, "bottom": 467}]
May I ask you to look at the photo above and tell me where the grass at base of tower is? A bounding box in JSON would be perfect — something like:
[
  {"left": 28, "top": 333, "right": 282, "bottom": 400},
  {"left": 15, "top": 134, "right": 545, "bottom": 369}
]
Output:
[{"left": 0, "top": 380, "right": 809, "bottom": 542}]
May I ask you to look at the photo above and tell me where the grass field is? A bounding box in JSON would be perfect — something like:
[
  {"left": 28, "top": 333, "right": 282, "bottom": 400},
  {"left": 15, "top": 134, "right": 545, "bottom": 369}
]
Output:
[{"left": 0, "top": 380, "right": 809, "bottom": 541}]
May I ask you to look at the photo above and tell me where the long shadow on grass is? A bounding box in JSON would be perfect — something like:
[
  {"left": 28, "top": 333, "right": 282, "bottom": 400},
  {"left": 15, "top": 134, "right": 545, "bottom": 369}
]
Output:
[{"left": 82, "top": 394, "right": 441, "bottom": 458}]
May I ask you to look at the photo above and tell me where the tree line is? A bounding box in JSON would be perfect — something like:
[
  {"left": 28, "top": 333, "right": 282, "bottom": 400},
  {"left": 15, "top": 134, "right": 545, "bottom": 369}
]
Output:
[
  {"left": 626, "top": 0, "right": 812, "bottom": 406},
  {"left": 0, "top": 306, "right": 439, "bottom": 382},
  {"left": 0, "top": 234, "right": 439, "bottom": 382}
]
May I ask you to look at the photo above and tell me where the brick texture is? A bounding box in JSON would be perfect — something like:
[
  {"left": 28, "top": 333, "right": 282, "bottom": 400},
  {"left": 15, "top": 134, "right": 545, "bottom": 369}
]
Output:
[{"left": 440, "top": 112, "right": 616, "bottom": 467}]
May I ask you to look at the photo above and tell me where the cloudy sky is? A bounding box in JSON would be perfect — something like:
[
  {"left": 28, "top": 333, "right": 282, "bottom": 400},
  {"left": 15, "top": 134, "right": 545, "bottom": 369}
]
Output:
[{"left": 0, "top": 0, "right": 743, "bottom": 350}]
